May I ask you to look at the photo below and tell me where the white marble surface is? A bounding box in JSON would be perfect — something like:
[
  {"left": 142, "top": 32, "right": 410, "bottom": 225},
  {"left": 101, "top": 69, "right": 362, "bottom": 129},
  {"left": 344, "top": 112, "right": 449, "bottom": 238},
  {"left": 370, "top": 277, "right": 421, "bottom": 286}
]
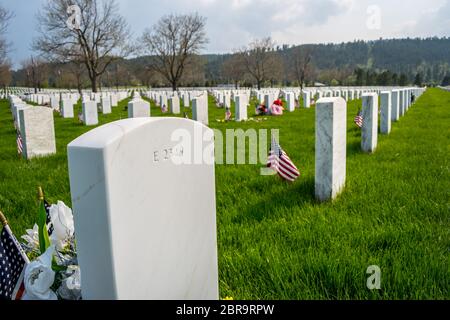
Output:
[
  {"left": 391, "top": 90, "right": 400, "bottom": 122},
  {"left": 223, "top": 94, "right": 231, "bottom": 109},
  {"left": 192, "top": 96, "right": 208, "bottom": 126},
  {"left": 110, "top": 94, "right": 118, "bottom": 107},
  {"left": 67, "top": 118, "right": 218, "bottom": 300},
  {"left": 101, "top": 97, "right": 112, "bottom": 114},
  {"left": 169, "top": 96, "right": 180, "bottom": 114},
  {"left": 286, "top": 93, "right": 295, "bottom": 112},
  {"left": 82, "top": 101, "right": 99, "bottom": 126},
  {"left": 399, "top": 90, "right": 405, "bottom": 117},
  {"left": 315, "top": 97, "right": 347, "bottom": 202},
  {"left": 235, "top": 95, "right": 247, "bottom": 122},
  {"left": 19, "top": 107, "right": 56, "bottom": 159},
  {"left": 380, "top": 91, "right": 391, "bottom": 134},
  {"left": 183, "top": 93, "right": 190, "bottom": 107},
  {"left": 303, "top": 91, "right": 311, "bottom": 108},
  {"left": 159, "top": 95, "right": 168, "bottom": 109},
  {"left": 61, "top": 99, "right": 74, "bottom": 118},
  {"left": 362, "top": 93, "right": 378, "bottom": 153},
  {"left": 128, "top": 99, "right": 150, "bottom": 118}
]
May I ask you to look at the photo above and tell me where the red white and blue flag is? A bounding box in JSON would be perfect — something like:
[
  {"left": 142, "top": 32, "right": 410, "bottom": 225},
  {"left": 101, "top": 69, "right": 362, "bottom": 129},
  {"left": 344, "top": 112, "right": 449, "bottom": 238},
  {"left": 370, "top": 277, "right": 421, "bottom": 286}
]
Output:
[
  {"left": 267, "top": 137, "right": 300, "bottom": 182},
  {"left": 16, "top": 131, "right": 23, "bottom": 156},
  {"left": 354, "top": 110, "right": 363, "bottom": 128},
  {"left": 0, "top": 223, "right": 29, "bottom": 300},
  {"left": 225, "top": 108, "right": 231, "bottom": 121}
]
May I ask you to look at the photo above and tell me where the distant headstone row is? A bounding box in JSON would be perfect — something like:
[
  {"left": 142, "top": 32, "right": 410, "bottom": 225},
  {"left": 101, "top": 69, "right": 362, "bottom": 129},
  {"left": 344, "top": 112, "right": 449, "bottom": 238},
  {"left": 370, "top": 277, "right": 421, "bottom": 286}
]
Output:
[
  {"left": 315, "top": 87, "right": 425, "bottom": 201},
  {"left": 6, "top": 90, "right": 132, "bottom": 159}
]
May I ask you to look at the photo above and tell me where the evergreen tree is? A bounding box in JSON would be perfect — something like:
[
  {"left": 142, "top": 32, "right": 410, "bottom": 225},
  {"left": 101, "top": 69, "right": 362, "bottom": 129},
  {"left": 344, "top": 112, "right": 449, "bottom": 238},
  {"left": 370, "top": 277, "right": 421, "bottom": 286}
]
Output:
[
  {"left": 399, "top": 74, "right": 408, "bottom": 86},
  {"left": 414, "top": 73, "right": 423, "bottom": 86}
]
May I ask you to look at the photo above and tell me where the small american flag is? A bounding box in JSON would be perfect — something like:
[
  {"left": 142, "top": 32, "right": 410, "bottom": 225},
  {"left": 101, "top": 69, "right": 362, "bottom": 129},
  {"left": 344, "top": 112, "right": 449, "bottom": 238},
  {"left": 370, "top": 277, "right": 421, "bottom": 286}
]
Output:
[
  {"left": 16, "top": 131, "right": 23, "bottom": 156},
  {"left": 267, "top": 137, "right": 300, "bottom": 182},
  {"left": 354, "top": 110, "right": 363, "bottom": 128},
  {"left": 161, "top": 104, "right": 168, "bottom": 113},
  {"left": 0, "top": 226, "right": 29, "bottom": 300},
  {"left": 78, "top": 112, "right": 84, "bottom": 124},
  {"left": 44, "top": 200, "right": 54, "bottom": 236},
  {"left": 225, "top": 108, "right": 231, "bottom": 121}
]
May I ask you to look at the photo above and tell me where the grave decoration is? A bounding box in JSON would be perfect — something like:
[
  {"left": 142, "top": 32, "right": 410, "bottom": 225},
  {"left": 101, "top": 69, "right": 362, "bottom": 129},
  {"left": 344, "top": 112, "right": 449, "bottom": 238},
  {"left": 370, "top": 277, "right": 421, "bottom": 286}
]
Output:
[
  {"left": 271, "top": 99, "right": 284, "bottom": 116},
  {"left": 5, "top": 188, "right": 81, "bottom": 300},
  {"left": 255, "top": 103, "right": 268, "bottom": 115}
]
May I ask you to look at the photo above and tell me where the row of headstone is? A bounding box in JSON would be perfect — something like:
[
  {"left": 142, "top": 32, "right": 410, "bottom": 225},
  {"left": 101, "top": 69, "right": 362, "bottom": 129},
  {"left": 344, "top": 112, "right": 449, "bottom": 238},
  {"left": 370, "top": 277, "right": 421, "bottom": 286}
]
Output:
[{"left": 315, "top": 87, "right": 425, "bottom": 201}]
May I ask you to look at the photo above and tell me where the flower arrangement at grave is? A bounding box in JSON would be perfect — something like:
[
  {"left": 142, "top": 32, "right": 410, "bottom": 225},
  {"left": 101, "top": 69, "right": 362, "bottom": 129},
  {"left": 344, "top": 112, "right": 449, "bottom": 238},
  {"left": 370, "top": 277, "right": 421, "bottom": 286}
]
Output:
[
  {"left": 255, "top": 99, "right": 285, "bottom": 116},
  {"left": 255, "top": 103, "right": 268, "bottom": 115},
  {"left": 19, "top": 187, "right": 81, "bottom": 300},
  {"left": 270, "top": 99, "right": 285, "bottom": 116}
]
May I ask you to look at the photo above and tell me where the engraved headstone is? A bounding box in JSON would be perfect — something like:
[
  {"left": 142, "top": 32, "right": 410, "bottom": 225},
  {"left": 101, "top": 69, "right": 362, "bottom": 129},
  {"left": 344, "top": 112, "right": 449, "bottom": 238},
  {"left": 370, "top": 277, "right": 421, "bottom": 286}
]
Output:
[{"left": 67, "top": 118, "right": 218, "bottom": 300}]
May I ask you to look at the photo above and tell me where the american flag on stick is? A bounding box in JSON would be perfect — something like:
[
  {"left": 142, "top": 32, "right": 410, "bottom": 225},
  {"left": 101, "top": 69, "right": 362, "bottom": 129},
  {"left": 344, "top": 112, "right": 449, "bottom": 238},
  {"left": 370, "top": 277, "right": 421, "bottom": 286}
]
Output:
[
  {"left": 225, "top": 108, "right": 231, "bottom": 121},
  {"left": 267, "top": 136, "right": 300, "bottom": 182},
  {"left": 0, "top": 211, "right": 30, "bottom": 300},
  {"left": 16, "top": 131, "right": 23, "bottom": 156},
  {"left": 354, "top": 109, "right": 363, "bottom": 128}
]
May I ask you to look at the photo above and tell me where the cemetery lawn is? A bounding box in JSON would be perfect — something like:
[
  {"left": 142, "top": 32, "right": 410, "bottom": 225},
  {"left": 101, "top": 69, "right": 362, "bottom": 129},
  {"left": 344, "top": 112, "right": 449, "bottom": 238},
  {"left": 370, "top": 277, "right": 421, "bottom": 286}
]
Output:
[{"left": 0, "top": 88, "right": 449, "bottom": 300}]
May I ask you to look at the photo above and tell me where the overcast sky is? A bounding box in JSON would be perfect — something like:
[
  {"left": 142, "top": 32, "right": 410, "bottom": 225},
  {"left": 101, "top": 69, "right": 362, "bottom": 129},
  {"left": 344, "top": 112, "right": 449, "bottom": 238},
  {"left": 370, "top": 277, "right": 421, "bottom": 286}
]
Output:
[{"left": 2, "top": 0, "right": 449, "bottom": 68}]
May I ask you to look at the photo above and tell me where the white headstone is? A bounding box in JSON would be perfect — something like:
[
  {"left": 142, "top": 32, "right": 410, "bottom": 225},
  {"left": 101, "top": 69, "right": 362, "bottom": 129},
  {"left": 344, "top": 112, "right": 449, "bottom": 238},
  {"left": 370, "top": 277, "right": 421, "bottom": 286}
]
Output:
[
  {"left": 286, "top": 93, "right": 295, "bottom": 112},
  {"left": 303, "top": 91, "right": 311, "bottom": 108},
  {"left": 101, "top": 96, "right": 112, "bottom": 115},
  {"left": 192, "top": 96, "right": 208, "bottom": 125},
  {"left": 361, "top": 93, "right": 378, "bottom": 153},
  {"left": 110, "top": 94, "right": 118, "bottom": 108},
  {"left": 235, "top": 95, "right": 247, "bottom": 122},
  {"left": 399, "top": 90, "right": 405, "bottom": 117},
  {"left": 128, "top": 99, "right": 150, "bottom": 118},
  {"left": 380, "top": 91, "right": 391, "bottom": 134},
  {"left": 61, "top": 99, "right": 74, "bottom": 119},
  {"left": 169, "top": 96, "right": 180, "bottom": 114},
  {"left": 315, "top": 97, "right": 347, "bottom": 202},
  {"left": 19, "top": 107, "right": 56, "bottom": 159},
  {"left": 391, "top": 90, "right": 400, "bottom": 122},
  {"left": 82, "top": 101, "right": 99, "bottom": 126},
  {"left": 67, "top": 118, "right": 218, "bottom": 300}
]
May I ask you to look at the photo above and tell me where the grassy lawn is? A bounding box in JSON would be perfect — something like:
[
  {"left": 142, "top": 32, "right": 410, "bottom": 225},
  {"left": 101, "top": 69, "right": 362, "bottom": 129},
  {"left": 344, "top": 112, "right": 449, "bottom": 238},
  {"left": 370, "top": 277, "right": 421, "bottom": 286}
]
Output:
[{"left": 0, "top": 88, "right": 448, "bottom": 299}]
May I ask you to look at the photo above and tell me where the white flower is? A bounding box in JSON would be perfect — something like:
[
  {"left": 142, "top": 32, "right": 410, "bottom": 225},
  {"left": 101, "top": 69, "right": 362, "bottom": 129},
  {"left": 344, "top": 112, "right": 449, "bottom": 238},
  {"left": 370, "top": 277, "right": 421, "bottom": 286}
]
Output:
[
  {"left": 57, "top": 265, "right": 82, "bottom": 300},
  {"left": 49, "top": 201, "right": 75, "bottom": 250},
  {"left": 22, "top": 246, "right": 57, "bottom": 300},
  {"left": 21, "top": 224, "right": 39, "bottom": 250},
  {"left": 65, "top": 265, "right": 81, "bottom": 290}
]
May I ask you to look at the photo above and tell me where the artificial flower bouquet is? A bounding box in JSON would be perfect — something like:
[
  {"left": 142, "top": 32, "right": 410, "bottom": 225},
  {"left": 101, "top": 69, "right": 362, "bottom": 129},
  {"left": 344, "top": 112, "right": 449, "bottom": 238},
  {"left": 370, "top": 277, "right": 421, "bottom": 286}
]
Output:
[{"left": 20, "top": 188, "right": 81, "bottom": 300}]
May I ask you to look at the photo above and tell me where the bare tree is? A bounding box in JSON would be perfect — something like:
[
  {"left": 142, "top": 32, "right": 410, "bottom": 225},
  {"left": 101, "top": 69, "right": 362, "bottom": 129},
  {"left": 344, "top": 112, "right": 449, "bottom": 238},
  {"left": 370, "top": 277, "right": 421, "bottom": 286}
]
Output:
[
  {"left": 0, "top": 6, "right": 13, "bottom": 65},
  {"left": 222, "top": 54, "right": 246, "bottom": 89},
  {"left": 34, "top": 0, "right": 132, "bottom": 92},
  {"left": 240, "top": 37, "right": 283, "bottom": 90},
  {"left": 141, "top": 13, "right": 208, "bottom": 91},
  {"left": 0, "top": 62, "right": 11, "bottom": 93},
  {"left": 291, "top": 46, "right": 314, "bottom": 90},
  {"left": 22, "top": 57, "right": 48, "bottom": 93},
  {"left": 66, "top": 59, "right": 86, "bottom": 94}
]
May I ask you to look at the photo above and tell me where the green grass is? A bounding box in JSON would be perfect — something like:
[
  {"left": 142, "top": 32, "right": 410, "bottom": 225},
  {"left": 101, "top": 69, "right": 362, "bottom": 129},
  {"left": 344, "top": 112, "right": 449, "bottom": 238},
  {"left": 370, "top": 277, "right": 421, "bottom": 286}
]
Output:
[{"left": 0, "top": 88, "right": 449, "bottom": 299}]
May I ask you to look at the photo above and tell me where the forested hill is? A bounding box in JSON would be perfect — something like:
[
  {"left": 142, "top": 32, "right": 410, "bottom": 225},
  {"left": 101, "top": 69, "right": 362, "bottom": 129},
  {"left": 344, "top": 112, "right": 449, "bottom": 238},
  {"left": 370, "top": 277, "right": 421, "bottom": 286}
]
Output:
[{"left": 199, "top": 37, "right": 450, "bottom": 84}]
